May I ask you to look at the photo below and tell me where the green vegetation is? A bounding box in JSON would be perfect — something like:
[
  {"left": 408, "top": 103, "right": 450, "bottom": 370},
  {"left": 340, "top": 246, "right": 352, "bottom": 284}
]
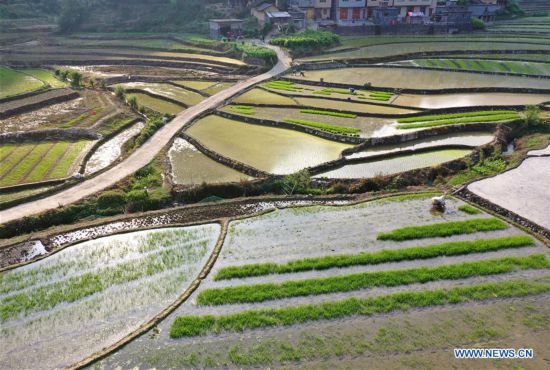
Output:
[
  {"left": 377, "top": 218, "right": 508, "bottom": 241},
  {"left": 229, "top": 105, "right": 256, "bottom": 115},
  {"left": 447, "top": 156, "right": 508, "bottom": 186},
  {"left": 263, "top": 80, "right": 304, "bottom": 92},
  {"left": 270, "top": 30, "right": 340, "bottom": 55},
  {"left": 214, "top": 236, "right": 535, "bottom": 280},
  {"left": 300, "top": 109, "right": 357, "bottom": 119},
  {"left": 458, "top": 204, "right": 482, "bottom": 215},
  {"left": 170, "top": 279, "right": 550, "bottom": 337},
  {"left": 283, "top": 118, "right": 360, "bottom": 136},
  {"left": 231, "top": 43, "right": 277, "bottom": 65},
  {"left": 21, "top": 69, "right": 67, "bottom": 88},
  {"left": 0, "top": 141, "right": 89, "bottom": 186},
  {"left": 0, "top": 66, "right": 44, "bottom": 98},
  {"left": 131, "top": 116, "right": 167, "bottom": 149},
  {"left": 197, "top": 255, "right": 548, "bottom": 306},
  {"left": 126, "top": 93, "right": 183, "bottom": 115},
  {"left": 397, "top": 110, "right": 520, "bottom": 129},
  {"left": 414, "top": 58, "right": 550, "bottom": 77}
]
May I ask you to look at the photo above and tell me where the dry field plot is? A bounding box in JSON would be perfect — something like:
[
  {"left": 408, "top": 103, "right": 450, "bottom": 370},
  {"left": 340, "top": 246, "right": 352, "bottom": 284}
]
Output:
[
  {"left": 94, "top": 196, "right": 550, "bottom": 369},
  {"left": 0, "top": 225, "right": 221, "bottom": 370},
  {"left": 114, "top": 82, "right": 205, "bottom": 106},
  {"left": 126, "top": 93, "right": 184, "bottom": 115}
]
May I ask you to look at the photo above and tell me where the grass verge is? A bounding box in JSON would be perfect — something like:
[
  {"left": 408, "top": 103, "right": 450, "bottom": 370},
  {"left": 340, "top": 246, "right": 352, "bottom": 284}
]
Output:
[
  {"left": 214, "top": 235, "right": 535, "bottom": 280},
  {"left": 170, "top": 279, "right": 550, "bottom": 337},
  {"left": 197, "top": 254, "right": 548, "bottom": 305},
  {"left": 377, "top": 218, "right": 508, "bottom": 241}
]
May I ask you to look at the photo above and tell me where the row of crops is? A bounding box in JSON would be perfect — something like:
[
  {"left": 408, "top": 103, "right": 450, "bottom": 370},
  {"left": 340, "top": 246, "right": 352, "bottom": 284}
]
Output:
[{"left": 413, "top": 58, "right": 550, "bottom": 77}]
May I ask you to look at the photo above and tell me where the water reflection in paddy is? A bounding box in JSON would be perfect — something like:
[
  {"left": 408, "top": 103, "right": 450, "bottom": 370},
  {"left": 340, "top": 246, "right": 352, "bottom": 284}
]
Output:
[
  {"left": 346, "top": 132, "right": 494, "bottom": 160},
  {"left": 317, "top": 149, "right": 472, "bottom": 179},
  {"left": 169, "top": 138, "right": 253, "bottom": 185},
  {"left": 394, "top": 93, "right": 550, "bottom": 109},
  {"left": 85, "top": 121, "right": 144, "bottom": 175},
  {"left": 187, "top": 115, "right": 352, "bottom": 175}
]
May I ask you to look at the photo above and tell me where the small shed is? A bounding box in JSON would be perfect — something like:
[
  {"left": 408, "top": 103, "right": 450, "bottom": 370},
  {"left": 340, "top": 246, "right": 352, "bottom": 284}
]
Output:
[
  {"left": 209, "top": 19, "right": 244, "bottom": 39},
  {"left": 266, "top": 11, "right": 292, "bottom": 24}
]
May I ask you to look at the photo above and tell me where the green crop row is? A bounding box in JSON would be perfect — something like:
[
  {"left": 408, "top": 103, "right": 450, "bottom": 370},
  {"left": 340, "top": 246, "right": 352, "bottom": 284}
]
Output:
[
  {"left": 397, "top": 114, "right": 519, "bottom": 129},
  {"left": 299, "top": 109, "right": 357, "bottom": 119},
  {"left": 229, "top": 105, "right": 256, "bottom": 115},
  {"left": 397, "top": 110, "right": 517, "bottom": 124},
  {"left": 197, "top": 254, "right": 548, "bottom": 306},
  {"left": 213, "top": 235, "right": 535, "bottom": 280},
  {"left": 458, "top": 204, "right": 482, "bottom": 215},
  {"left": 377, "top": 217, "right": 508, "bottom": 241},
  {"left": 284, "top": 118, "right": 360, "bottom": 135},
  {"left": 170, "top": 279, "right": 550, "bottom": 338}
]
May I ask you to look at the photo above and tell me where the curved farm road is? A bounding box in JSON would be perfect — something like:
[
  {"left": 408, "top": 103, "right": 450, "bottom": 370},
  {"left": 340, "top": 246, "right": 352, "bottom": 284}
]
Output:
[{"left": 0, "top": 46, "right": 291, "bottom": 225}]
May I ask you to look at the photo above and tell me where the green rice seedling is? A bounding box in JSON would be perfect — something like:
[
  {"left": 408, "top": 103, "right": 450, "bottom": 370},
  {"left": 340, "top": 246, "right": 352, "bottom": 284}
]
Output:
[
  {"left": 377, "top": 217, "right": 508, "bottom": 241},
  {"left": 299, "top": 109, "right": 357, "bottom": 119},
  {"left": 197, "top": 254, "right": 548, "bottom": 305},
  {"left": 283, "top": 118, "right": 360, "bottom": 135},
  {"left": 397, "top": 110, "right": 517, "bottom": 124},
  {"left": 397, "top": 114, "right": 519, "bottom": 129},
  {"left": 458, "top": 204, "right": 482, "bottom": 215},
  {"left": 170, "top": 279, "right": 550, "bottom": 337},
  {"left": 229, "top": 105, "right": 256, "bottom": 115},
  {"left": 214, "top": 235, "right": 535, "bottom": 280}
]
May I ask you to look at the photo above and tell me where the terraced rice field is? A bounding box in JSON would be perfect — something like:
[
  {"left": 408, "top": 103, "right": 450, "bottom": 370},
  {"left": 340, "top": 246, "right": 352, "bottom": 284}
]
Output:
[
  {"left": 221, "top": 106, "right": 397, "bottom": 137},
  {"left": 0, "top": 66, "right": 45, "bottom": 98},
  {"left": 395, "top": 110, "right": 520, "bottom": 129},
  {"left": 0, "top": 225, "right": 221, "bottom": 369},
  {"left": 186, "top": 115, "right": 351, "bottom": 174},
  {"left": 411, "top": 58, "right": 550, "bottom": 76},
  {"left": 291, "top": 67, "right": 550, "bottom": 90},
  {"left": 316, "top": 149, "right": 472, "bottom": 179},
  {"left": 169, "top": 138, "right": 253, "bottom": 185},
  {"left": 114, "top": 82, "right": 205, "bottom": 106},
  {"left": 0, "top": 140, "right": 91, "bottom": 186},
  {"left": 293, "top": 97, "right": 418, "bottom": 114},
  {"left": 18, "top": 68, "right": 67, "bottom": 88},
  {"left": 393, "top": 92, "right": 550, "bottom": 109},
  {"left": 234, "top": 88, "right": 297, "bottom": 105},
  {"left": 94, "top": 196, "right": 550, "bottom": 369},
  {"left": 345, "top": 132, "right": 494, "bottom": 160},
  {"left": 126, "top": 93, "right": 184, "bottom": 115}
]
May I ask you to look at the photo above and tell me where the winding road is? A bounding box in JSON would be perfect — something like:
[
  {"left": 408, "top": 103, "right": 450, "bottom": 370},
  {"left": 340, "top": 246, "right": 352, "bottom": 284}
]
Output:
[{"left": 0, "top": 45, "right": 292, "bottom": 225}]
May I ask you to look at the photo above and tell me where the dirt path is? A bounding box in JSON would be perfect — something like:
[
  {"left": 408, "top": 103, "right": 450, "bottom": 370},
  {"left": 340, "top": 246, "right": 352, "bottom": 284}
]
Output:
[{"left": 0, "top": 45, "right": 291, "bottom": 224}]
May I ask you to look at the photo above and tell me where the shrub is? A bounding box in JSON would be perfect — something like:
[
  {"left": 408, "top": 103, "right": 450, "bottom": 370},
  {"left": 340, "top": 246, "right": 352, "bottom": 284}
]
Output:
[
  {"left": 523, "top": 105, "right": 544, "bottom": 128},
  {"left": 214, "top": 235, "right": 534, "bottom": 280},
  {"left": 69, "top": 71, "right": 82, "bottom": 87},
  {"left": 127, "top": 96, "right": 138, "bottom": 110},
  {"left": 170, "top": 279, "right": 550, "bottom": 337},
  {"left": 97, "top": 190, "right": 127, "bottom": 211},
  {"left": 471, "top": 17, "right": 486, "bottom": 30},
  {"left": 377, "top": 218, "right": 508, "bottom": 241},
  {"left": 115, "top": 86, "right": 126, "bottom": 99},
  {"left": 270, "top": 30, "right": 340, "bottom": 55}
]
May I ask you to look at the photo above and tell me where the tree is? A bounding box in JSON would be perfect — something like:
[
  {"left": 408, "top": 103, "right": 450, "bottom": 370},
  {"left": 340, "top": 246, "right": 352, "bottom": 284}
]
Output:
[
  {"left": 127, "top": 96, "right": 138, "bottom": 110},
  {"left": 115, "top": 85, "right": 126, "bottom": 99},
  {"left": 471, "top": 17, "right": 486, "bottom": 30},
  {"left": 523, "top": 105, "right": 543, "bottom": 128},
  {"left": 69, "top": 71, "right": 82, "bottom": 87},
  {"left": 282, "top": 169, "right": 312, "bottom": 195},
  {"left": 58, "top": 0, "right": 87, "bottom": 33}
]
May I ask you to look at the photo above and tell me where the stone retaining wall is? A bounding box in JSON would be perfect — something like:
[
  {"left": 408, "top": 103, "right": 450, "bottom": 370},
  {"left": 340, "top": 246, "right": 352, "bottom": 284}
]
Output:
[{"left": 0, "top": 86, "right": 51, "bottom": 104}]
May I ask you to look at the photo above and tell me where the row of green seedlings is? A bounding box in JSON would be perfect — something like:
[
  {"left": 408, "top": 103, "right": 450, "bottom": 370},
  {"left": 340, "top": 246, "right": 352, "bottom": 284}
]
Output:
[
  {"left": 263, "top": 80, "right": 310, "bottom": 92},
  {"left": 419, "top": 59, "right": 549, "bottom": 76},
  {"left": 226, "top": 106, "right": 360, "bottom": 136},
  {"left": 214, "top": 235, "right": 533, "bottom": 280},
  {"left": 60, "top": 108, "right": 104, "bottom": 128},
  {"left": 196, "top": 254, "right": 548, "bottom": 306},
  {"left": 170, "top": 279, "right": 550, "bottom": 337},
  {"left": 396, "top": 110, "right": 520, "bottom": 129},
  {"left": 314, "top": 87, "right": 393, "bottom": 101}
]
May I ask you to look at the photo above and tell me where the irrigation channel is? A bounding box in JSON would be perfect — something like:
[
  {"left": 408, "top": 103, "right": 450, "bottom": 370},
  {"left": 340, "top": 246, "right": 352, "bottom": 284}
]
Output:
[{"left": 0, "top": 45, "right": 292, "bottom": 224}]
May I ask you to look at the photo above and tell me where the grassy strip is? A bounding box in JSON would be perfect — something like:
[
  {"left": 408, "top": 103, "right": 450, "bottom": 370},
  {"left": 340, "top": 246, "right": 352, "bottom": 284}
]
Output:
[
  {"left": 283, "top": 118, "right": 360, "bottom": 136},
  {"left": 299, "top": 109, "right": 357, "bottom": 119},
  {"left": 458, "top": 204, "right": 482, "bottom": 215},
  {"left": 214, "top": 236, "right": 535, "bottom": 280},
  {"left": 397, "top": 110, "right": 517, "bottom": 124},
  {"left": 397, "top": 114, "right": 519, "bottom": 129},
  {"left": 198, "top": 254, "right": 548, "bottom": 305},
  {"left": 171, "top": 279, "right": 550, "bottom": 337},
  {"left": 377, "top": 218, "right": 508, "bottom": 241}
]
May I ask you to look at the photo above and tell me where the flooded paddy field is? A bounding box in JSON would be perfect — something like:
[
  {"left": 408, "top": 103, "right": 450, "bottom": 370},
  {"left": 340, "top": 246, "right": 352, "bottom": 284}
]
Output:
[
  {"left": 291, "top": 67, "right": 550, "bottom": 90},
  {"left": 168, "top": 138, "right": 253, "bottom": 185},
  {"left": 294, "top": 97, "right": 418, "bottom": 115},
  {"left": 468, "top": 155, "right": 550, "bottom": 230},
  {"left": 84, "top": 121, "right": 144, "bottom": 175},
  {"left": 316, "top": 149, "right": 472, "bottom": 179},
  {"left": 221, "top": 106, "right": 398, "bottom": 138},
  {"left": 346, "top": 132, "right": 494, "bottom": 160},
  {"left": 94, "top": 196, "right": 549, "bottom": 369},
  {"left": 0, "top": 225, "right": 221, "bottom": 370},
  {"left": 113, "top": 82, "right": 205, "bottom": 106},
  {"left": 394, "top": 92, "right": 550, "bottom": 109},
  {"left": 186, "top": 115, "right": 351, "bottom": 174},
  {"left": 126, "top": 93, "right": 184, "bottom": 115}
]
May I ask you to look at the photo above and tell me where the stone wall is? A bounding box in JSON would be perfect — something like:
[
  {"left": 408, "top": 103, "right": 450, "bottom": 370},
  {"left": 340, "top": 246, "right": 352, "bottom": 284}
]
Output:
[{"left": 0, "top": 128, "right": 100, "bottom": 144}]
